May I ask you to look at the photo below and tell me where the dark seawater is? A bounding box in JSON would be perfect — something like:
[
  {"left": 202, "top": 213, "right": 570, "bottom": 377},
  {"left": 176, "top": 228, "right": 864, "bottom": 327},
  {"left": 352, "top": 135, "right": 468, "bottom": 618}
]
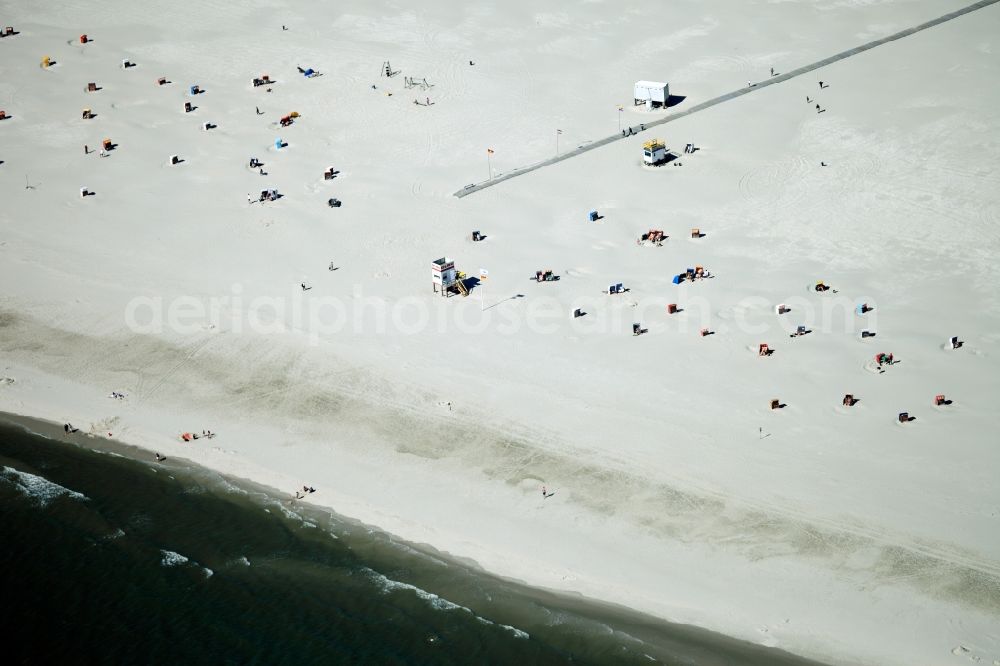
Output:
[{"left": 0, "top": 419, "right": 827, "bottom": 665}]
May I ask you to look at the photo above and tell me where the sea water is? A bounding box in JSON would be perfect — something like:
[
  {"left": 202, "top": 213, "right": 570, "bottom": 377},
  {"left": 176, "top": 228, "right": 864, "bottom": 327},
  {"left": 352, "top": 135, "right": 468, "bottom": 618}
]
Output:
[{"left": 0, "top": 419, "right": 826, "bottom": 665}]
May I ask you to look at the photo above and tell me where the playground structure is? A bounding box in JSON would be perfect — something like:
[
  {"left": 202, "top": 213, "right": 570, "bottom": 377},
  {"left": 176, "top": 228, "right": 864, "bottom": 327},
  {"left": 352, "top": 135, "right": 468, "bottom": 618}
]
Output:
[
  {"left": 381, "top": 61, "right": 400, "bottom": 77},
  {"left": 404, "top": 76, "right": 433, "bottom": 90}
]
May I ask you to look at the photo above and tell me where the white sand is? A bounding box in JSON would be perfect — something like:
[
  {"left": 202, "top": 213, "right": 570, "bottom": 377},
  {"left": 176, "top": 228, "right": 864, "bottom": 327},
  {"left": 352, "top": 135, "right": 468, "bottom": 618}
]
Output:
[{"left": 2, "top": 1, "right": 1000, "bottom": 663}]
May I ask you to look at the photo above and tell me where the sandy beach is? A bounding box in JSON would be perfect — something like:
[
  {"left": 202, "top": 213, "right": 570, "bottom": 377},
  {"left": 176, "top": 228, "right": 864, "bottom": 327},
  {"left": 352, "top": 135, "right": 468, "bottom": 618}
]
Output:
[{"left": 2, "top": 1, "right": 999, "bottom": 663}]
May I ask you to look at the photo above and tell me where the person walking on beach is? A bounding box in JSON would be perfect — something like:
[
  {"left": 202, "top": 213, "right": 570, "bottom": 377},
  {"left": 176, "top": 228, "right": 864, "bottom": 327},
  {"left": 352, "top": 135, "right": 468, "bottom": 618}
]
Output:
[
  {"left": 542, "top": 486, "right": 546, "bottom": 498},
  {"left": 770, "top": 67, "right": 774, "bottom": 76},
  {"left": 84, "top": 144, "right": 89, "bottom": 155},
  {"left": 806, "top": 96, "right": 811, "bottom": 103}
]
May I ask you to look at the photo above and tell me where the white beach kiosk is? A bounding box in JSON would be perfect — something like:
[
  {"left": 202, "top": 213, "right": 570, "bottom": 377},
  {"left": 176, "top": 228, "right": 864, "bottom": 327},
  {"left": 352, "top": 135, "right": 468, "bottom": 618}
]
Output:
[{"left": 634, "top": 80, "right": 670, "bottom": 109}]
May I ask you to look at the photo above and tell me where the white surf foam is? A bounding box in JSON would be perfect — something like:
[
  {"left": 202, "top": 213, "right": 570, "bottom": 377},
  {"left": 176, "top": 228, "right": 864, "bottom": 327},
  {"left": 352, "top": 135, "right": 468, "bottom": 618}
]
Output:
[
  {"left": 1, "top": 466, "right": 88, "bottom": 506},
  {"left": 476, "top": 616, "right": 530, "bottom": 639},
  {"left": 160, "top": 549, "right": 190, "bottom": 567},
  {"left": 363, "top": 567, "right": 472, "bottom": 613}
]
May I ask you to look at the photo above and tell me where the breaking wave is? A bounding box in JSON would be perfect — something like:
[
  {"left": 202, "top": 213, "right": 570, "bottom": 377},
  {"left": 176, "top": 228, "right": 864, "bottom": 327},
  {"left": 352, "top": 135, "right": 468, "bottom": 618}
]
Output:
[
  {"left": 1, "top": 466, "right": 88, "bottom": 506},
  {"left": 160, "top": 549, "right": 190, "bottom": 567},
  {"left": 363, "top": 567, "right": 472, "bottom": 613}
]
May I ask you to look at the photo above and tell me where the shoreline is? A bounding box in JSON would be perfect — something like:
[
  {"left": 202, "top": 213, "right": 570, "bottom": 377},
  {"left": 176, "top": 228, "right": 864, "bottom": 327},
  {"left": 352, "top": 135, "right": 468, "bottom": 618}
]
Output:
[{"left": 0, "top": 408, "right": 829, "bottom": 666}]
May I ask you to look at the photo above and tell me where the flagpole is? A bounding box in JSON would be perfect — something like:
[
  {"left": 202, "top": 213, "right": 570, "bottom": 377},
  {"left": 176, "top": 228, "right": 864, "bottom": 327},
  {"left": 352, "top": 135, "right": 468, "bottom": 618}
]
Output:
[
  {"left": 556, "top": 130, "right": 560, "bottom": 157},
  {"left": 487, "top": 152, "right": 492, "bottom": 180},
  {"left": 479, "top": 269, "right": 488, "bottom": 311}
]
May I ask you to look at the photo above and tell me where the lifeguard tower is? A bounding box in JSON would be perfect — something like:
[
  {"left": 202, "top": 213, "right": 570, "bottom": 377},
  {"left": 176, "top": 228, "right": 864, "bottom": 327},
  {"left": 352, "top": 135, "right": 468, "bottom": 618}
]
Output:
[
  {"left": 432, "top": 257, "right": 466, "bottom": 296},
  {"left": 643, "top": 139, "right": 667, "bottom": 165}
]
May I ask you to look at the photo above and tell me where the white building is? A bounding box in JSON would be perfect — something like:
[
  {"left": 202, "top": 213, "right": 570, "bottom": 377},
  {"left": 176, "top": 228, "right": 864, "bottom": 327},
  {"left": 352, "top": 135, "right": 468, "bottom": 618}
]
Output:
[
  {"left": 634, "top": 81, "right": 670, "bottom": 108},
  {"left": 642, "top": 139, "right": 668, "bottom": 165}
]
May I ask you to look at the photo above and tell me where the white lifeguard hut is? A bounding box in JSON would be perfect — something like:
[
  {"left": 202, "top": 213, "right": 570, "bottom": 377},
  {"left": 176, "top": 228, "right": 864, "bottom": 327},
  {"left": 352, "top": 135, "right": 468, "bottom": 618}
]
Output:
[
  {"left": 642, "top": 139, "right": 668, "bottom": 165},
  {"left": 432, "top": 257, "right": 459, "bottom": 296},
  {"left": 634, "top": 80, "right": 670, "bottom": 109}
]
